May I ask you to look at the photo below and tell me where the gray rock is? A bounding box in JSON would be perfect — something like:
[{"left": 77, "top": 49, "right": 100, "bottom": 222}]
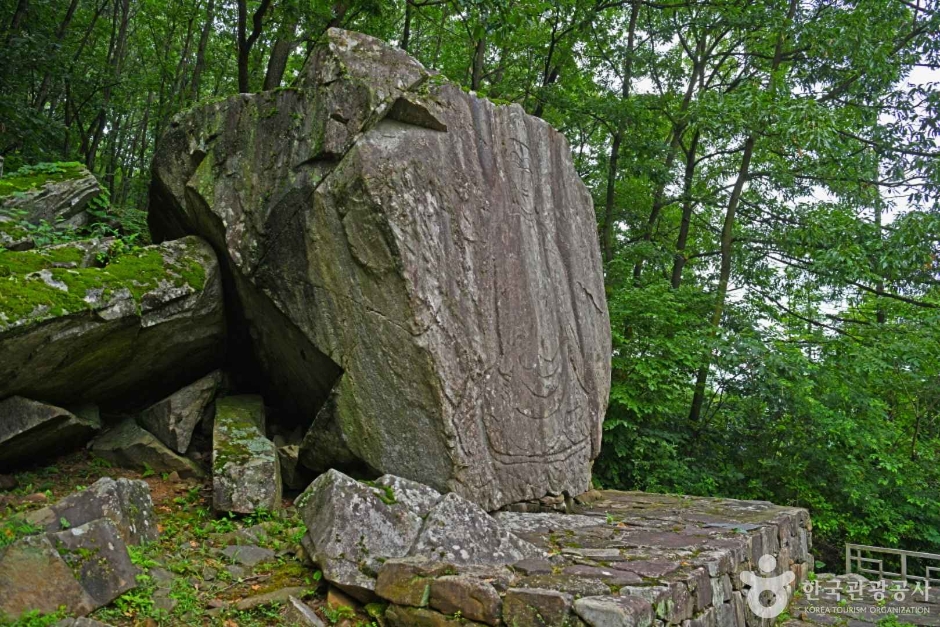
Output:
[
  {"left": 48, "top": 519, "right": 139, "bottom": 608},
  {"left": 212, "top": 395, "right": 281, "bottom": 513},
  {"left": 284, "top": 596, "right": 326, "bottom": 627},
  {"left": 503, "top": 587, "right": 575, "bottom": 627},
  {"left": 91, "top": 419, "right": 205, "bottom": 478},
  {"left": 429, "top": 575, "right": 502, "bottom": 625},
  {"left": 375, "top": 558, "right": 453, "bottom": 607},
  {"left": 561, "top": 565, "right": 643, "bottom": 586},
  {"left": 385, "top": 605, "right": 489, "bottom": 626},
  {"left": 0, "top": 397, "right": 100, "bottom": 470},
  {"left": 221, "top": 544, "right": 276, "bottom": 567},
  {"left": 375, "top": 474, "right": 444, "bottom": 517},
  {"left": 573, "top": 595, "right": 655, "bottom": 627},
  {"left": 0, "top": 236, "right": 225, "bottom": 409},
  {"left": 148, "top": 28, "right": 610, "bottom": 511},
  {"left": 0, "top": 534, "right": 96, "bottom": 619},
  {"left": 137, "top": 370, "right": 222, "bottom": 453},
  {"left": 54, "top": 619, "right": 115, "bottom": 627},
  {"left": 298, "top": 469, "right": 427, "bottom": 599},
  {"left": 25, "top": 476, "right": 158, "bottom": 545},
  {"left": 277, "top": 444, "right": 313, "bottom": 490},
  {"left": 411, "top": 493, "right": 543, "bottom": 567}
]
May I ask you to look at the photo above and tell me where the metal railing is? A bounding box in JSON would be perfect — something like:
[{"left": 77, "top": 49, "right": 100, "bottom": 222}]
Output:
[{"left": 846, "top": 543, "right": 940, "bottom": 585}]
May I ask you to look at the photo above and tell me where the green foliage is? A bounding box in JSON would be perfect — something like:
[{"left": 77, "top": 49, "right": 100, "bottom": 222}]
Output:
[{"left": 0, "top": 518, "right": 41, "bottom": 548}]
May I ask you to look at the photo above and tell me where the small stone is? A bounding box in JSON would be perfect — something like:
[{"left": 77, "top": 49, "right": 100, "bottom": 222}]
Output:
[
  {"left": 277, "top": 444, "right": 313, "bottom": 490},
  {"left": 24, "top": 492, "right": 48, "bottom": 503},
  {"left": 91, "top": 419, "right": 204, "bottom": 478},
  {"left": 573, "top": 595, "right": 655, "bottom": 627},
  {"left": 512, "top": 558, "right": 555, "bottom": 576},
  {"left": 429, "top": 575, "right": 502, "bottom": 625},
  {"left": 167, "top": 471, "right": 182, "bottom": 483},
  {"left": 503, "top": 587, "right": 575, "bottom": 627},
  {"left": 54, "top": 619, "right": 115, "bottom": 627},
  {"left": 220, "top": 544, "right": 275, "bottom": 567},
  {"left": 225, "top": 565, "right": 247, "bottom": 579},
  {"left": 285, "top": 595, "right": 326, "bottom": 626},
  {"left": 0, "top": 473, "right": 18, "bottom": 490},
  {"left": 235, "top": 586, "right": 308, "bottom": 611},
  {"left": 517, "top": 574, "right": 610, "bottom": 598},
  {"left": 137, "top": 370, "right": 223, "bottom": 453},
  {"left": 327, "top": 585, "right": 360, "bottom": 611},
  {"left": 562, "top": 565, "right": 643, "bottom": 586},
  {"left": 212, "top": 395, "right": 281, "bottom": 514}
]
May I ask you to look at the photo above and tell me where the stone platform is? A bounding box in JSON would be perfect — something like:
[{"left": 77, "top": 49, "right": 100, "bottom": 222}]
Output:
[{"left": 370, "top": 488, "right": 814, "bottom": 626}]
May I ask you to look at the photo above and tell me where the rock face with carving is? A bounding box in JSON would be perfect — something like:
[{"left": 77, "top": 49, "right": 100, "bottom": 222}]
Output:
[{"left": 148, "top": 28, "right": 610, "bottom": 510}]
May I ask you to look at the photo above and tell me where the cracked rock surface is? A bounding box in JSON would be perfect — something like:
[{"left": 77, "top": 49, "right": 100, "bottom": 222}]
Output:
[{"left": 148, "top": 28, "right": 610, "bottom": 510}]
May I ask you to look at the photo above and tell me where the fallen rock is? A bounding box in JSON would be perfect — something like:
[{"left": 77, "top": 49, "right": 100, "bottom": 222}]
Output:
[
  {"left": 48, "top": 519, "right": 139, "bottom": 607},
  {"left": 276, "top": 444, "right": 312, "bottom": 490},
  {"left": 300, "top": 470, "right": 541, "bottom": 602},
  {"left": 234, "top": 587, "right": 308, "bottom": 611},
  {"left": 91, "top": 419, "right": 205, "bottom": 478},
  {"left": 0, "top": 473, "right": 16, "bottom": 490},
  {"left": 298, "top": 469, "right": 427, "bottom": 599},
  {"left": 149, "top": 28, "right": 610, "bottom": 511},
  {"left": 137, "top": 370, "right": 223, "bottom": 453},
  {"left": 0, "top": 397, "right": 100, "bottom": 470},
  {"left": 502, "top": 587, "right": 575, "bottom": 627},
  {"left": 429, "top": 576, "right": 502, "bottom": 625},
  {"left": 573, "top": 595, "right": 654, "bottom": 627},
  {"left": 0, "top": 534, "right": 96, "bottom": 619},
  {"left": 284, "top": 595, "right": 326, "bottom": 627},
  {"left": 25, "top": 476, "right": 158, "bottom": 545},
  {"left": 212, "top": 395, "right": 281, "bottom": 513},
  {"left": 0, "top": 236, "right": 225, "bottom": 409},
  {"left": 0, "top": 162, "right": 102, "bottom": 250},
  {"left": 220, "top": 544, "right": 275, "bottom": 567}
]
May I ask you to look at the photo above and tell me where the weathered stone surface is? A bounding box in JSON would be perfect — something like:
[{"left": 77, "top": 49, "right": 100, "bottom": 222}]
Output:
[
  {"left": 411, "top": 493, "right": 542, "bottom": 566},
  {"left": 0, "top": 397, "right": 100, "bottom": 469},
  {"left": 0, "top": 236, "right": 225, "bottom": 409},
  {"left": 220, "top": 544, "right": 275, "bottom": 567},
  {"left": 298, "top": 469, "right": 427, "bottom": 599},
  {"left": 375, "top": 558, "right": 453, "bottom": 607},
  {"left": 91, "top": 418, "right": 205, "bottom": 478},
  {"left": 48, "top": 519, "right": 139, "bottom": 607},
  {"left": 54, "top": 618, "right": 115, "bottom": 627},
  {"left": 375, "top": 474, "right": 444, "bottom": 517},
  {"left": 502, "top": 587, "right": 575, "bottom": 627},
  {"left": 386, "top": 605, "right": 488, "bottom": 627},
  {"left": 148, "top": 28, "right": 610, "bottom": 511},
  {"left": 284, "top": 595, "right": 326, "bottom": 627},
  {"left": 212, "top": 395, "right": 281, "bottom": 513},
  {"left": 562, "top": 565, "right": 644, "bottom": 586},
  {"left": 0, "top": 163, "right": 102, "bottom": 250},
  {"left": 0, "top": 534, "right": 96, "bottom": 619},
  {"left": 25, "top": 476, "right": 158, "bottom": 545},
  {"left": 516, "top": 575, "right": 611, "bottom": 598},
  {"left": 429, "top": 576, "right": 502, "bottom": 625},
  {"left": 573, "top": 595, "right": 655, "bottom": 627},
  {"left": 137, "top": 370, "right": 223, "bottom": 453}
]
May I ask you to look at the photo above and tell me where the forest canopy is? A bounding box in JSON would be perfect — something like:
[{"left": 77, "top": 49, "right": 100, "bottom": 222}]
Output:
[{"left": 2, "top": 0, "right": 939, "bottom": 567}]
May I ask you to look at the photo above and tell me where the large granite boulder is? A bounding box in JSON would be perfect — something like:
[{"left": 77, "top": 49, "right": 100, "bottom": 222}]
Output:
[
  {"left": 148, "top": 28, "right": 610, "bottom": 510},
  {"left": 0, "top": 236, "right": 225, "bottom": 409},
  {"left": 0, "top": 397, "right": 101, "bottom": 470},
  {"left": 0, "top": 162, "right": 103, "bottom": 250}
]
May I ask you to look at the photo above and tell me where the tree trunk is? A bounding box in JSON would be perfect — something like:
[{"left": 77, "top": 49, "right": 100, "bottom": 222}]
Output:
[
  {"left": 190, "top": 0, "right": 216, "bottom": 101},
  {"left": 471, "top": 36, "right": 486, "bottom": 91},
  {"left": 33, "top": 0, "right": 80, "bottom": 111},
  {"left": 5, "top": 0, "right": 28, "bottom": 44},
  {"left": 263, "top": 16, "right": 298, "bottom": 90},
  {"left": 671, "top": 130, "right": 700, "bottom": 288},
  {"left": 401, "top": 0, "right": 412, "bottom": 52},
  {"left": 237, "top": 0, "right": 273, "bottom": 93}
]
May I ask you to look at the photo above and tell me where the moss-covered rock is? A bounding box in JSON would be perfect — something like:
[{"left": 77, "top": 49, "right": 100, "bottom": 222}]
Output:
[
  {"left": 0, "top": 162, "right": 104, "bottom": 250},
  {"left": 212, "top": 395, "right": 281, "bottom": 514},
  {"left": 0, "top": 236, "right": 225, "bottom": 410}
]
